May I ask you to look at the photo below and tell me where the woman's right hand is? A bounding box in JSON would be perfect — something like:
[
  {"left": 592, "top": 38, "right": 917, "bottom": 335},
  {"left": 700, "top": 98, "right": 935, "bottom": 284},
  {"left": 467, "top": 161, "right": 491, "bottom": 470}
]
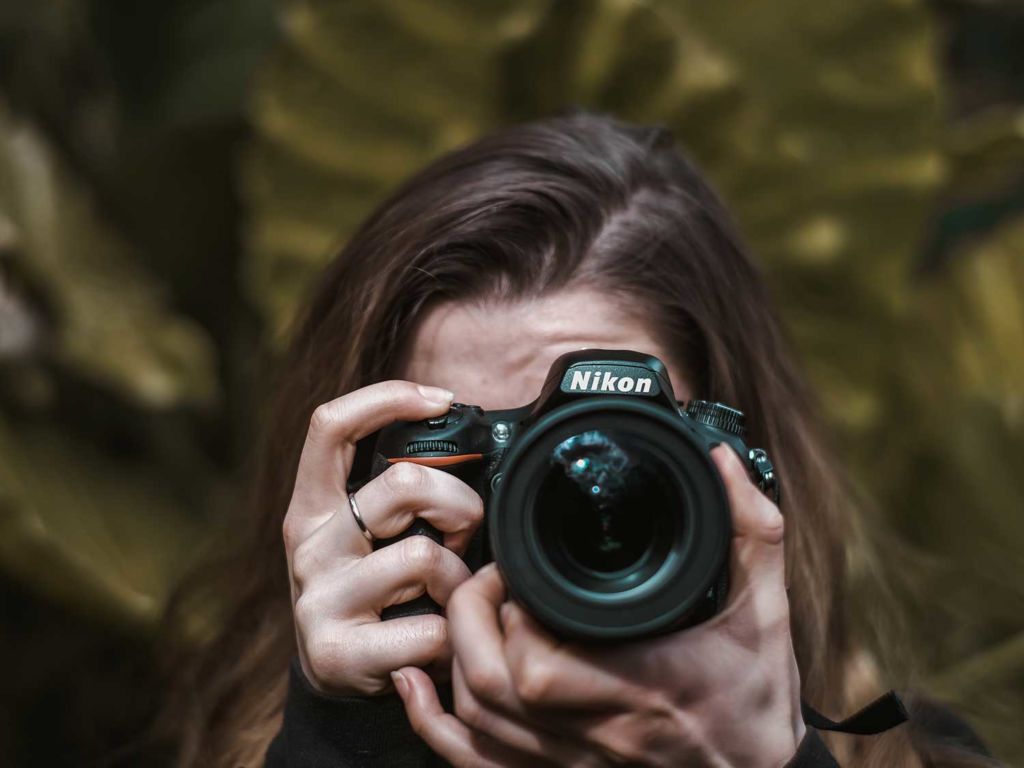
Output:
[{"left": 282, "top": 381, "right": 484, "bottom": 697}]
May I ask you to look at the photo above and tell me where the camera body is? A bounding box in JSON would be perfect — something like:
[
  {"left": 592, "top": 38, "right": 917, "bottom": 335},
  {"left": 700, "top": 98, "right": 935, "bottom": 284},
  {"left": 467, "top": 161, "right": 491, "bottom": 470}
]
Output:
[{"left": 358, "top": 349, "right": 779, "bottom": 641}]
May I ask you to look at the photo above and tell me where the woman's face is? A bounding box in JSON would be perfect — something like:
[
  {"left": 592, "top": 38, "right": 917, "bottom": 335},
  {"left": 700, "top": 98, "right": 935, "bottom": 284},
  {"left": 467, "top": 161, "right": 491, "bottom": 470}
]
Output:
[{"left": 400, "top": 287, "right": 693, "bottom": 409}]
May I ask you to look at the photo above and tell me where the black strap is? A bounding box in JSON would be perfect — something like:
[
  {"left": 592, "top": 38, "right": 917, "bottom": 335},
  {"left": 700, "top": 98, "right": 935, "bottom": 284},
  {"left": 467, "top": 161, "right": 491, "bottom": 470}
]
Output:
[{"left": 802, "top": 690, "right": 908, "bottom": 735}]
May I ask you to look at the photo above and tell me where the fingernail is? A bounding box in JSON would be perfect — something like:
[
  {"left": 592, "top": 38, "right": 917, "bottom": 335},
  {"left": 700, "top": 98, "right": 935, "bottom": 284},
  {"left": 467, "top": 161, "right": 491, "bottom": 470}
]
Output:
[
  {"left": 418, "top": 384, "right": 454, "bottom": 405},
  {"left": 391, "top": 670, "right": 408, "bottom": 696}
]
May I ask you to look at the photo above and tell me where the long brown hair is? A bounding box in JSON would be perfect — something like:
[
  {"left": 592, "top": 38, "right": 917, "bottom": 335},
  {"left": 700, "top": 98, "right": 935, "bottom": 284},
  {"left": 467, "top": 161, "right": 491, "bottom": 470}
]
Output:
[{"left": 156, "top": 111, "right": 992, "bottom": 767}]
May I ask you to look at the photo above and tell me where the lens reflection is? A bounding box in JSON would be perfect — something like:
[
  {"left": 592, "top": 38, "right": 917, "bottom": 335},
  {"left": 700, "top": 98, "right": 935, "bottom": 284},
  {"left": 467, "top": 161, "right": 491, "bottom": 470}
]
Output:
[{"left": 535, "top": 430, "right": 681, "bottom": 576}]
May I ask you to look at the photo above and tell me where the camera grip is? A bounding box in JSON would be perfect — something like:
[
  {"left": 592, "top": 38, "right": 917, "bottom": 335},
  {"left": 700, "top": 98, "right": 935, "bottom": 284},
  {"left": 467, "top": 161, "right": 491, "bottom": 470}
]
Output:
[
  {"left": 366, "top": 454, "right": 447, "bottom": 621},
  {"left": 374, "top": 516, "right": 446, "bottom": 621}
]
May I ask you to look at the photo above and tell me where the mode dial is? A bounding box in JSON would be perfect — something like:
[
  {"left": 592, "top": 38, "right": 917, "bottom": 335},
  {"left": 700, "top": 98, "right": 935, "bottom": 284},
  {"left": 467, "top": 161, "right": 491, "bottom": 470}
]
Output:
[{"left": 685, "top": 400, "right": 746, "bottom": 436}]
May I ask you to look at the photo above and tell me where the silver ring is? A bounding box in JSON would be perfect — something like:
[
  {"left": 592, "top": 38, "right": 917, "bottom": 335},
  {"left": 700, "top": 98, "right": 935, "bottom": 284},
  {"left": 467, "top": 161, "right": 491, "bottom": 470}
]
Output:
[{"left": 348, "top": 492, "right": 374, "bottom": 543}]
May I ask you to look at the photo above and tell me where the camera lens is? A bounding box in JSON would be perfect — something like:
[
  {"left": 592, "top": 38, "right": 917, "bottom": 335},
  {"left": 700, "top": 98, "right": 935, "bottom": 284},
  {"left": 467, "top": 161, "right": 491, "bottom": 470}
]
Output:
[
  {"left": 534, "top": 430, "right": 679, "bottom": 584},
  {"left": 490, "top": 398, "right": 731, "bottom": 640}
]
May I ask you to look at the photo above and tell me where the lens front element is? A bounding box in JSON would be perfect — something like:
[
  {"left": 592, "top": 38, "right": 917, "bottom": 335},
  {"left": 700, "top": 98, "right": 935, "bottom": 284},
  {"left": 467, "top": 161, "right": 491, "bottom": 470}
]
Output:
[{"left": 535, "top": 429, "right": 679, "bottom": 591}]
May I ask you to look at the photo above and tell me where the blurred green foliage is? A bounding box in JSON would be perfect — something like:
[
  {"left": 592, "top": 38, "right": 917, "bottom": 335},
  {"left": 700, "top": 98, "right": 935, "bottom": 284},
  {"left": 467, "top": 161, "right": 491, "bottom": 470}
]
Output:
[{"left": 0, "top": 0, "right": 1022, "bottom": 764}]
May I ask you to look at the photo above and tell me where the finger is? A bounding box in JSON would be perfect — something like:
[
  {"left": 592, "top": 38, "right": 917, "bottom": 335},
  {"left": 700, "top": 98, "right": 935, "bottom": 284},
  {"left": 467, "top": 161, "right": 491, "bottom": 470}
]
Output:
[
  {"left": 499, "top": 600, "right": 634, "bottom": 713},
  {"left": 299, "top": 613, "right": 451, "bottom": 695},
  {"left": 451, "top": 657, "right": 598, "bottom": 765},
  {"left": 296, "top": 462, "right": 483, "bottom": 562},
  {"left": 451, "top": 567, "right": 632, "bottom": 713},
  {"left": 446, "top": 564, "right": 519, "bottom": 712},
  {"left": 710, "top": 444, "right": 784, "bottom": 546},
  {"left": 710, "top": 445, "right": 788, "bottom": 622},
  {"left": 394, "top": 666, "right": 549, "bottom": 768},
  {"left": 328, "top": 536, "right": 472, "bottom": 618},
  {"left": 350, "top": 462, "right": 484, "bottom": 554},
  {"left": 284, "top": 380, "right": 454, "bottom": 547}
]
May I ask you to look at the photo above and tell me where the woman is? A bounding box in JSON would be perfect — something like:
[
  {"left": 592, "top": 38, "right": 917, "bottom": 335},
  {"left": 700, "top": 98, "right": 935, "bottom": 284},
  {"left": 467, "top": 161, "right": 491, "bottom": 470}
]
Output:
[{"left": 158, "top": 112, "right": 996, "bottom": 766}]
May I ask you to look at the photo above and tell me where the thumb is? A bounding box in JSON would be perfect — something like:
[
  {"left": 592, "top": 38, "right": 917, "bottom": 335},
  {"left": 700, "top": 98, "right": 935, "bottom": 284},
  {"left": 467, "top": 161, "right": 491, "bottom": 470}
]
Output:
[
  {"left": 711, "top": 444, "right": 788, "bottom": 616},
  {"left": 710, "top": 444, "right": 785, "bottom": 547}
]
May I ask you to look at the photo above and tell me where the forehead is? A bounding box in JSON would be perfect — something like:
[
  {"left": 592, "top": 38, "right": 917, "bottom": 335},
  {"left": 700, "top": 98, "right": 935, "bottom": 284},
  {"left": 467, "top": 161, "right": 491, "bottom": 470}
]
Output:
[{"left": 398, "top": 288, "right": 692, "bottom": 410}]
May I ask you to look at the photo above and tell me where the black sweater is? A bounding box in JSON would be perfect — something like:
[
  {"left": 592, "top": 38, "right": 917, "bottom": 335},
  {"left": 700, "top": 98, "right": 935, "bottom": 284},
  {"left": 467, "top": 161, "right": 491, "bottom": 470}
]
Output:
[{"left": 263, "top": 658, "right": 994, "bottom": 767}]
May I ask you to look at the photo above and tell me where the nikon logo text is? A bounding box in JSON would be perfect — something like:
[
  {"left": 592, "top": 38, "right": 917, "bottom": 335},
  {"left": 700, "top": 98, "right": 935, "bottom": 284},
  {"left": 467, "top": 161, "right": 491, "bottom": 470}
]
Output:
[{"left": 568, "top": 370, "right": 653, "bottom": 394}]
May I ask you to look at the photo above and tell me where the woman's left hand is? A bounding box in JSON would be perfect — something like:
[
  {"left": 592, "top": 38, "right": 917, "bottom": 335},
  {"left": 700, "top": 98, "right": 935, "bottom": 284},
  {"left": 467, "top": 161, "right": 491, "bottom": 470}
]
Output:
[{"left": 391, "top": 444, "right": 806, "bottom": 768}]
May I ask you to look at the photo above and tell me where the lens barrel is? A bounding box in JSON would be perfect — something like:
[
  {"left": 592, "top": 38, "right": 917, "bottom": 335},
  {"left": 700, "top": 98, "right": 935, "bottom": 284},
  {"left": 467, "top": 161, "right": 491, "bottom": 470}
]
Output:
[{"left": 489, "top": 398, "right": 731, "bottom": 641}]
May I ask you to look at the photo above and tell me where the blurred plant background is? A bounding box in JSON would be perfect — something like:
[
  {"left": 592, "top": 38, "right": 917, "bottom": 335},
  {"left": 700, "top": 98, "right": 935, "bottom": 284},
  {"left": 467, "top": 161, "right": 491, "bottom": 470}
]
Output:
[{"left": 0, "top": 0, "right": 1022, "bottom": 764}]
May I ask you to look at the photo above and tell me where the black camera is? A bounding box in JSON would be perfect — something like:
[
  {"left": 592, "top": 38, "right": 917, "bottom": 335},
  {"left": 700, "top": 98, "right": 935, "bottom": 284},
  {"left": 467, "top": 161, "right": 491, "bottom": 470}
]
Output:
[{"left": 356, "top": 349, "right": 779, "bottom": 641}]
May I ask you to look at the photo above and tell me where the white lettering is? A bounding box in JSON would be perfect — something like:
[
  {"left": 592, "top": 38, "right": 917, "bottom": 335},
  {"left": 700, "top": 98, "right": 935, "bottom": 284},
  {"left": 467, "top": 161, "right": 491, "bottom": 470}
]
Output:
[
  {"left": 570, "top": 370, "right": 591, "bottom": 390},
  {"left": 566, "top": 369, "right": 655, "bottom": 394}
]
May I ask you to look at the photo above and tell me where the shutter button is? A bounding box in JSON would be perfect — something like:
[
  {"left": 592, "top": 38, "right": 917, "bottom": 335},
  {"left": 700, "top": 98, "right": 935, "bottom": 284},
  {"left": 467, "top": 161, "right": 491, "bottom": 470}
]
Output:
[{"left": 426, "top": 404, "right": 465, "bottom": 430}]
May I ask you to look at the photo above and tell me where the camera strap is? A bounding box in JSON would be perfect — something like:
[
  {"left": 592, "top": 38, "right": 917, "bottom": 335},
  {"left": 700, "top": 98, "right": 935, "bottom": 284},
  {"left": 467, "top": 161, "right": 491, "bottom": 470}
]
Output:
[
  {"left": 784, "top": 692, "right": 908, "bottom": 766},
  {"left": 801, "top": 689, "right": 908, "bottom": 735}
]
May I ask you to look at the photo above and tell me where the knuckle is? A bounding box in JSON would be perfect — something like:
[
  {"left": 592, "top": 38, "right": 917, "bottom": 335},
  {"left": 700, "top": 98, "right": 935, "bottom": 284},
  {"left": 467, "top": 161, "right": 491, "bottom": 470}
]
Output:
[
  {"left": 309, "top": 402, "right": 338, "bottom": 436},
  {"left": 400, "top": 535, "right": 442, "bottom": 574},
  {"left": 463, "top": 664, "right": 505, "bottom": 704},
  {"left": 291, "top": 539, "right": 328, "bottom": 592},
  {"left": 281, "top": 513, "right": 301, "bottom": 552},
  {"left": 304, "top": 633, "right": 349, "bottom": 686},
  {"left": 513, "top": 661, "right": 556, "bottom": 705},
  {"left": 292, "top": 592, "right": 317, "bottom": 629},
  {"left": 385, "top": 460, "right": 427, "bottom": 495},
  {"left": 465, "top": 494, "right": 485, "bottom": 525},
  {"left": 290, "top": 540, "right": 314, "bottom": 588}
]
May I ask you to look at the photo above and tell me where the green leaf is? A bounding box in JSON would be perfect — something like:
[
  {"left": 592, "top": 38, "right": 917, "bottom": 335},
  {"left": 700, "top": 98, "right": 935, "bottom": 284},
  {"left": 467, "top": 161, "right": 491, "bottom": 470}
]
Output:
[{"left": 0, "top": 101, "right": 217, "bottom": 408}]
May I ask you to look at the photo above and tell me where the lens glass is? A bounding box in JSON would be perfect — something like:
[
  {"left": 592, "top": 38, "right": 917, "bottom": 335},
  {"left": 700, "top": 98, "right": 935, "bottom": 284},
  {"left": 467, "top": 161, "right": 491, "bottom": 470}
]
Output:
[{"left": 534, "top": 429, "right": 682, "bottom": 584}]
